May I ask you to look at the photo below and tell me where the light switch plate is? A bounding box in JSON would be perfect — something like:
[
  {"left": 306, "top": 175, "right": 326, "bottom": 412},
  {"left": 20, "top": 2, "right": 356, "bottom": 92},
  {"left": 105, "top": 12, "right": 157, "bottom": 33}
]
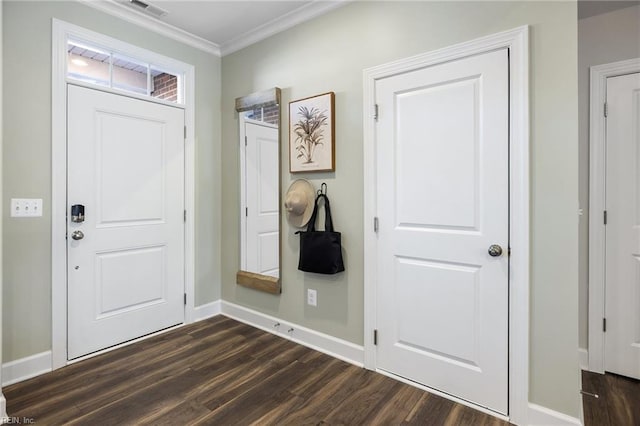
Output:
[{"left": 11, "top": 198, "right": 43, "bottom": 217}]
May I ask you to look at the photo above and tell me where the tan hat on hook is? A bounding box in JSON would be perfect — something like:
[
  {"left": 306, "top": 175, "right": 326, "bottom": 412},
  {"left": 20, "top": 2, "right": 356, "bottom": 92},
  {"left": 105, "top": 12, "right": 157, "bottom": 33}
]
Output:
[{"left": 284, "top": 179, "right": 316, "bottom": 228}]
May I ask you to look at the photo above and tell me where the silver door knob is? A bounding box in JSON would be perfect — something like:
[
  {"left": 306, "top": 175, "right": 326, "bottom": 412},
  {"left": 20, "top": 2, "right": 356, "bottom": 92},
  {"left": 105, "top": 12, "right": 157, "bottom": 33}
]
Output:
[
  {"left": 488, "top": 244, "right": 503, "bottom": 257},
  {"left": 71, "top": 230, "right": 84, "bottom": 240}
]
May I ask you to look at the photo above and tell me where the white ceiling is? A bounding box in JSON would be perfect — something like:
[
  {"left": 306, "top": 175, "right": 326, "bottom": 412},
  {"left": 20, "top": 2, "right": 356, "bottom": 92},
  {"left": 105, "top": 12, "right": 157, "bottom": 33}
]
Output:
[
  {"left": 97, "top": 0, "right": 347, "bottom": 55},
  {"left": 90, "top": 0, "right": 640, "bottom": 56},
  {"left": 137, "top": 1, "right": 311, "bottom": 43}
]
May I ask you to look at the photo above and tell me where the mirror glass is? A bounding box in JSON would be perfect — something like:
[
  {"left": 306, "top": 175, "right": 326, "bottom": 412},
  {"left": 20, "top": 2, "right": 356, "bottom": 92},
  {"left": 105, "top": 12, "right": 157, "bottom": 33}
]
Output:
[{"left": 236, "top": 88, "right": 281, "bottom": 294}]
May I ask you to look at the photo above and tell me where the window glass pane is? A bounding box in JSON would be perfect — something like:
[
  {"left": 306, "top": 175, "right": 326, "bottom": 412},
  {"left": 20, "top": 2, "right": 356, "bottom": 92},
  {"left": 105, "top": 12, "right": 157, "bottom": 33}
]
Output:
[
  {"left": 67, "top": 40, "right": 110, "bottom": 87},
  {"left": 150, "top": 67, "right": 179, "bottom": 102},
  {"left": 112, "top": 53, "right": 148, "bottom": 95},
  {"left": 246, "top": 104, "right": 280, "bottom": 126},
  {"left": 66, "top": 40, "right": 182, "bottom": 104}
]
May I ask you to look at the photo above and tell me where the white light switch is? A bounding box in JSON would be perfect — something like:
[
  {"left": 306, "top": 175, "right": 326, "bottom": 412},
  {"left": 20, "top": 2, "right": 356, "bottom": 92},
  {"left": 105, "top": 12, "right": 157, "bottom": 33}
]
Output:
[{"left": 11, "top": 198, "right": 43, "bottom": 217}]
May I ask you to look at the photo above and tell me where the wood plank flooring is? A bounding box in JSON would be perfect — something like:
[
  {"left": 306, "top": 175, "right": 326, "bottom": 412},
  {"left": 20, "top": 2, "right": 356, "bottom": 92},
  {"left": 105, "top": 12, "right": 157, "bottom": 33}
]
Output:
[
  {"left": 582, "top": 370, "right": 640, "bottom": 426},
  {"left": 5, "top": 316, "right": 510, "bottom": 425}
]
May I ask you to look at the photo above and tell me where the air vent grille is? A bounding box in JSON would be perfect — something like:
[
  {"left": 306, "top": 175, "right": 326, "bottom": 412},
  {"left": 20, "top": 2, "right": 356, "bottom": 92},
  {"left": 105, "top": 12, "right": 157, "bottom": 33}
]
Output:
[{"left": 128, "top": 0, "right": 168, "bottom": 18}]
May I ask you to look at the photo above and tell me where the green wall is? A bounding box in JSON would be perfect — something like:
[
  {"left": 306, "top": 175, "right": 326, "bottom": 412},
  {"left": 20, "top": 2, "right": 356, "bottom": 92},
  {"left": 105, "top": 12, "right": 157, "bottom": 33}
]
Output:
[
  {"left": 2, "top": 1, "right": 221, "bottom": 362},
  {"left": 221, "top": 1, "right": 580, "bottom": 417}
]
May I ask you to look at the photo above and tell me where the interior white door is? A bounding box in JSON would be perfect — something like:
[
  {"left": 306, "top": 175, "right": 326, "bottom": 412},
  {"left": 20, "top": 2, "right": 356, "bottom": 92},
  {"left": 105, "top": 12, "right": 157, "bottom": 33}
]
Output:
[
  {"left": 375, "top": 49, "right": 509, "bottom": 413},
  {"left": 245, "top": 119, "right": 280, "bottom": 277},
  {"left": 67, "top": 84, "right": 185, "bottom": 359},
  {"left": 605, "top": 72, "right": 640, "bottom": 380}
]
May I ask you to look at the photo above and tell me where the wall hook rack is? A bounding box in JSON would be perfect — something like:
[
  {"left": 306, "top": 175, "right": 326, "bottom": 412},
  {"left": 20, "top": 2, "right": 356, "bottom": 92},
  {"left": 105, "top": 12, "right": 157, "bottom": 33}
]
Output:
[{"left": 317, "top": 182, "right": 327, "bottom": 196}]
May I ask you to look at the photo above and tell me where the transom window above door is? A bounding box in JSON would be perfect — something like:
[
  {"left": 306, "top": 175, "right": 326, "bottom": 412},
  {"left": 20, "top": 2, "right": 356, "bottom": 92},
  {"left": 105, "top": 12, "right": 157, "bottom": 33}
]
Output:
[{"left": 67, "top": 38, "right": 182, "bottom": 104}]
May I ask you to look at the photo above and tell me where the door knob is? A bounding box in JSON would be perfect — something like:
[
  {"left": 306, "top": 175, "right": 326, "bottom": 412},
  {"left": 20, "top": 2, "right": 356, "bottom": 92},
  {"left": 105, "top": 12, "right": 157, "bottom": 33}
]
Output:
[
  {"left": 71, "top": 230, "right": 85, "bottom": 240},
  {"left": 488, "top": 244, "right": 503, "bottom": 257}
]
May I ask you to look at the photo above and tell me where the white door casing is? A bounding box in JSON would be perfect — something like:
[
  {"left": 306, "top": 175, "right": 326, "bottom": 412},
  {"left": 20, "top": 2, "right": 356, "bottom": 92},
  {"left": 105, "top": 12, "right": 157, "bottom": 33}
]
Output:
[
  {"left": 52, "top": 20, "right": 195, "bottom": 369},
  {"left": 243, "top": 119, "right": 280, "bottom": 277},
  {"left": 604, "top": 72, "right": 640, "bottom": 379},
  {"left": 589, "top": 58, "right": 640, "bottom": 374},
  {"left": 364, "top": 26, "right": 529, "bottom": 424},
  {"left": 375, "top": 49, "right": 509, "bottom": 413},
  {"left": 67, "top": 85, "right": 185, "bottom": 359}
]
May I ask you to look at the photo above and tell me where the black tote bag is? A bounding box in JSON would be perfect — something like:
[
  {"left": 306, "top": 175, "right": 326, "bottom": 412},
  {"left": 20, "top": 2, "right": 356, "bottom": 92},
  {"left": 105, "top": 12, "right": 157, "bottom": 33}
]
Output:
[{"left": 296, "top": 193, "right": 345, "bottom": 274}]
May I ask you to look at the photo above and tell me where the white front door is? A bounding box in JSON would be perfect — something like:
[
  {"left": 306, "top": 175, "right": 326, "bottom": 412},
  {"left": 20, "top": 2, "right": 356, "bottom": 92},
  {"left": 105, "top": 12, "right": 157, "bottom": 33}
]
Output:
[
  {"left": 375, "top": 49, "right": 509, "bottom": 413},
  {"left": 67, "top": 85, "right": 185, "bottom": 359},
  {"left": 605, "top": 72, "right": 640, "bottom": 379},
  {"left": 244, "top": 119, "right": 279, "bottom": 277}
]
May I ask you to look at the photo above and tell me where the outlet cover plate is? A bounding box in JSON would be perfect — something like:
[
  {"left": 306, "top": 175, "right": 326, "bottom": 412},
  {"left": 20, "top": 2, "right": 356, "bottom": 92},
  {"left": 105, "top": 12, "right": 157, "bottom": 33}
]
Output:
[{"left": 307, "top": 289, "right": 317, "bottom": 307}]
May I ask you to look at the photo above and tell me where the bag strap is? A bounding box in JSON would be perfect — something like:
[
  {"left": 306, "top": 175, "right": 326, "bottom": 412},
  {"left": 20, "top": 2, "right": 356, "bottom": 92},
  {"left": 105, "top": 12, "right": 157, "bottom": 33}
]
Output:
[{"left": 306, "top": 194, "right": 335, "bottom": 232}]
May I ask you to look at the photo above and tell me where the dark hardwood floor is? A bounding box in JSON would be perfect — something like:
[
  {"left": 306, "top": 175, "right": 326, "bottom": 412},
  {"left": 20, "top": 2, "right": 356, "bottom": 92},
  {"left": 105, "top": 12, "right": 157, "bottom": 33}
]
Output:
[
  {"left": 5, "top": 316, "right": 510, "bottom": 425},
  {"left": 582, "top": 369, "right": 640, "bottom": 426}
]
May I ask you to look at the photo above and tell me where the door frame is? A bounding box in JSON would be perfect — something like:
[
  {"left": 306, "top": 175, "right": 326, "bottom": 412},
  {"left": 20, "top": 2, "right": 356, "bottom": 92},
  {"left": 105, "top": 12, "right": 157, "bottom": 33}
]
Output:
[
  {"left": 50, "top": 19, "right": 196, "bottom": 369},
  {"left": 363, "top": 26, "right": 529, "bottom": 423},
  {"left": 588, "top": 58, "right": 640, "bottom": 374}
]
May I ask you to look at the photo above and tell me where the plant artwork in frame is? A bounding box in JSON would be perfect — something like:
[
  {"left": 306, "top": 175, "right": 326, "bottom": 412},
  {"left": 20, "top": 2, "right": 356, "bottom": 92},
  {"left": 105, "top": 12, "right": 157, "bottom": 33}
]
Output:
[{"left": 289, "top": 92, "right": 335, "bottom": 173}]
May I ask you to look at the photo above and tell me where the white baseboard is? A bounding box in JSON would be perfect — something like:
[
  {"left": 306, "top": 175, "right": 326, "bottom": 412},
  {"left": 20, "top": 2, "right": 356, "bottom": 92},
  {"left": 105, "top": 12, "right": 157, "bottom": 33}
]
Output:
[
  {"left": 192, "top": 300, "right": 221, "bottom": 322},
  {"left": 221, "top": 301, "right": 364, "bottom": 367},
  {"left": 2, "top": 351, "right": 52, "bottom": 387},
  {"left": 578, "top": 348, "right": 589, "bottom": 371},
  {"left": 528, "top": 403, "right": 582, "bottom": 426}
]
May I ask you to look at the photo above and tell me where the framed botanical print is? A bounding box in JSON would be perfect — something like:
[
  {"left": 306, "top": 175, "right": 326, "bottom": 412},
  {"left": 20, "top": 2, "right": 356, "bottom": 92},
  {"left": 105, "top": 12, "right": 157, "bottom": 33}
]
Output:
[{"left": 289, "top": 92, "right": 335, "bottom": 173}]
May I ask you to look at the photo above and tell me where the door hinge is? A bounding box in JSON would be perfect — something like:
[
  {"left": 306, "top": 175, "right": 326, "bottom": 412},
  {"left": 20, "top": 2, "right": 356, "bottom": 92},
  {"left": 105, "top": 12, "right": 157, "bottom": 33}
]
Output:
[
  {"left": 245, "top": 136, "right": 248, "bottom": 146},
  {"left": 604, "top": 210, "right": 607, "bottom": 225},
  {"left": 508, "top": 247, "right": 512, "bottom": 256},
  {"left": 373, "top": 217, "right": 379, "bottom": 232},
  {"left": 184, "top": 125, "right": 187, "bottom": 139},
  {"left": 184, "top": 210, "right": 187, "bottom": 223},
  {"left": 373, "top": 329, "right": 378, "bottom": 345},
  {"left": 184, "top": 293, "right": 187, "bottom": 305},
  {"left": 373, "top": 104, "right": 379, "bottom": 121},
  {"left": 603, "top": 318, "right": 606, "bottom": 332},
  {"left": 604, "top": 102, "right": 608, "bottom": 118},
  {"left": 246, "top": 207, "right": 248, "bottom": 217}
]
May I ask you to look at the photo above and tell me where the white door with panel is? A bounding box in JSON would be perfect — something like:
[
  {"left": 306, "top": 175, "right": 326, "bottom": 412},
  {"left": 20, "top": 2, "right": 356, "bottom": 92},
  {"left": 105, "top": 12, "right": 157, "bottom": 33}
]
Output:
[
  {"left": 375, "top": 49, "right": 509, "bottom": 413},
  {"left": 605, "top": 72, "right": 640, "bottom": 380},
  {"left": 244, "top": 119, "right": 279, "bottom": 277},
  {"left": 67, "top": 84, "right": 185, "bottom": 359}
]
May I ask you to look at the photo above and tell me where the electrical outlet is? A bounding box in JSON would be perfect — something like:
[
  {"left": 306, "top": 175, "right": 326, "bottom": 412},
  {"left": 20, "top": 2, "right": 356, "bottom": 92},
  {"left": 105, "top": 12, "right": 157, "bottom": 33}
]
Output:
[
  {"left": 11, "top": 198, "right": 43, "bottom": 217},
  {"left": 307, "top": 289, "right": 317, "bottom": 307}
]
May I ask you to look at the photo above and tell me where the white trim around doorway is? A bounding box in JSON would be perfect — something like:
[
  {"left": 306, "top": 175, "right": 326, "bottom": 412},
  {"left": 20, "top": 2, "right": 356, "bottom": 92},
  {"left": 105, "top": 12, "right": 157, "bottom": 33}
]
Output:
[
  {"left": 588, "top": 57, "right": 640, "bottom": 374},
  {"left": 363, "top": 26, "right": 529, "bottom": 425},
  {"left": 51, "top": 19, "right": 196, "bottom": 370}
]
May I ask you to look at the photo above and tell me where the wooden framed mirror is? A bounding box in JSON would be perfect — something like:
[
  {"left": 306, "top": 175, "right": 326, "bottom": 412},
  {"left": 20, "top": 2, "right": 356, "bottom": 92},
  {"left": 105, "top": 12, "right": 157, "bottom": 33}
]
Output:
[{"left": 235, "top": 88, "right": 281, "bottom": 294}]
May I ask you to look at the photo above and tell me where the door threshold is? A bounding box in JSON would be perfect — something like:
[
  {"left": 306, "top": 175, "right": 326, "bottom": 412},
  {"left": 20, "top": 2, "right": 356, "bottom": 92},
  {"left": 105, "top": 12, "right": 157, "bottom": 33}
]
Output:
[
  {"left": 67, "top": 323, "right": 184, "bottom": 365},
  {"left": 376, "top": 368, "right": 509, "bottom": 422}
]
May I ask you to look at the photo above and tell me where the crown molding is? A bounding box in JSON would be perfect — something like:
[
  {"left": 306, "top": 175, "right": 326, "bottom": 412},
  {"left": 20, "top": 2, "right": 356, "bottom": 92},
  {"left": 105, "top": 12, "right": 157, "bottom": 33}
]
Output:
[
  {"left": 78, "top": 0, "right": 221, "bottom": 56},
  {"left": 220, "top": 0, "right": 350, "bottom": 56}
]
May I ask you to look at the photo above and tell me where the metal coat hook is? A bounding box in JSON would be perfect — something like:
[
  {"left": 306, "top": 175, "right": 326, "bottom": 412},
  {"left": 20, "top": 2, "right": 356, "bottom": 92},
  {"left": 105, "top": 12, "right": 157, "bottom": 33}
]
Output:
[{"left": 317, "top": 182, "right": 327, "bottom": 196}]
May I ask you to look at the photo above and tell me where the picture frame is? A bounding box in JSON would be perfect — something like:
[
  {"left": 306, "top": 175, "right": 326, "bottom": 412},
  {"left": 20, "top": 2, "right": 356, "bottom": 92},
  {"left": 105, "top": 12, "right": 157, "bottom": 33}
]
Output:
[{"left": 289, "top": 92, "right": 335, "bottom": 173}]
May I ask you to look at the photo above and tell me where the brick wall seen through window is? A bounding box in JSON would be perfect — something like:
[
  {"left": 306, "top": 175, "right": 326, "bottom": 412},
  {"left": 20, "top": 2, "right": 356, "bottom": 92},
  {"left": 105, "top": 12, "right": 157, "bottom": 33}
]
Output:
[
  {"left": 246, "top": 104, "right": 280, "bottom": 126},
  {"left": 151, "top": 73, "right": 178, "bottom": 102}
]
